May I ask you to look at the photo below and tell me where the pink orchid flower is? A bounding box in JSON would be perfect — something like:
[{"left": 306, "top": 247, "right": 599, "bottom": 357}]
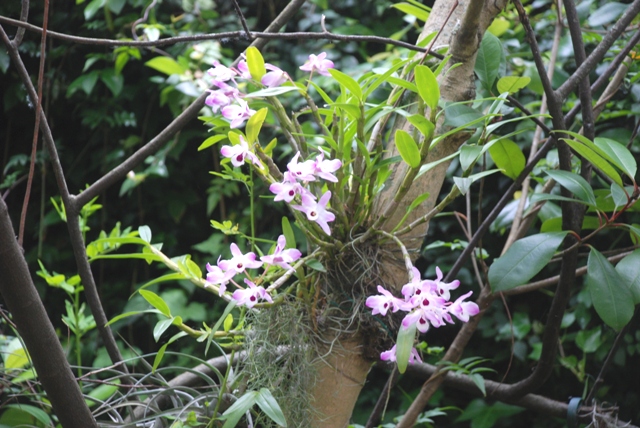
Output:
[
  {"left": 220, "top": 136, "right": 261, "bottom": 168},
  {"left": 207, "top": 60, "right": 237, "bottom": 83},
  {"left": 291, "top": 191, "right": 335, "bottom": 235},
  {"left": 236, "top": 59, "right": 253, "bottom": 80},
  {"left": 205, "top": 263, "right": 235, "bottom": 296},
  {"left": 269, "top": 171, "right": 304, "bottom": 202},
  {"left": 221, "top": 99, "right": 256, "bottom": 128},
  {"left": 260, "top": 235, "right": 302, "bottom": 270},
  {"left": 312, "top": 152, "right": 342, "bottom": 182},
  {"left": 299, "top": 52, "right": 335, "bottom": 76},
  {"left": 432, "top": 266, "right": 460, "bottom": 300},
  {"left": 380, "top": 344, "right": 422, "bottom": 364},
  {"left": 365, "top": 285, "right": 411, "bottom": 316},
  {"left": 448, "top": 291, "right": 480, "bottom": 322},
  {"left": 287, "top": 152, "right": 316, "bottom": 182},
  {"left": 261, "top": 63, "right": 289, "bottom": 88},
  {"left": 232, "top": 278, "right": 273, "bottom": 308},
  {"left": 217, "top": 242, "right": 263, "bottom": 274}
]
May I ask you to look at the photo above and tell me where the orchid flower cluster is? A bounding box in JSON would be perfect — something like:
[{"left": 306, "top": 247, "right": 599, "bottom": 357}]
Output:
[
  {"left": 204, "top": 52, "right": 334, "bottom": 129},
  {"left": 206, "top": 236, "right": 301, "bottom": 308},
  {"left": 366, "top": 266, "right": 480, "bottom": 363}
]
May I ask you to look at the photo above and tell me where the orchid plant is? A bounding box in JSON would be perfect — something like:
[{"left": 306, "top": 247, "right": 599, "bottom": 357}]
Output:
[{"left": 192, "top": 46, "right": 480, "bottom": 371}]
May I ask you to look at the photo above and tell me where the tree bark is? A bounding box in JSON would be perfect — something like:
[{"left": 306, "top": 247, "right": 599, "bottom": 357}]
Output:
[{"left": 0, "top": 197, "right": 97, "bottom": 427}]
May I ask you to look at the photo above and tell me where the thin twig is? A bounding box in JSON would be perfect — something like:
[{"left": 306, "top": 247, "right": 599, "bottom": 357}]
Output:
[
  {"left": 231, "top": 0, "right": 253, "bottom": 40},
  {"left": 17, "top": 0, "right": 49, "bottom": 246}
]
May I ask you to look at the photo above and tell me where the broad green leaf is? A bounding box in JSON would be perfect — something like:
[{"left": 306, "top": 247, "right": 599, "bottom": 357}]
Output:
[
  {"left": 588, "top": 2, "right": 627, "bottom": 26},
  {"left": 139, "top": 225, "right": 152, "bottom": 243},
  {"left": 246, "top": 46, "right": 266, "bottom": 81},
  {"left": 489, "top": 232, "right": 568, "bottom": 292},
  {"left": 395, "top": 129, "right": 421, "bottom": 168},
  {"left": 460, "top": 145, "right": 482, "bottom": 171},
  {"left": 414, "top": 65, "right": 439, "bottom": 111},
  {"left": 86, "top": 379, "right": 120, "bottom": 407},
  {"left": 0, "top": 405, "right": 52, "bottom": 427},
  {"left": 198, "top": 135, "right": 228, "bottom": 151},
  {"left": 66, "top": 70, "right": 100, "bottom": 97},
  {"left": 221, "top": 390, "right": 260, "bottom": 428},
  {"left": 140, "top": 289, "right": 171, "bottom": 317},
  {"left": 145, "top": 56, "right": 185, "bottom": 76},
  {"left": 615, "top": 249, "right": 640, "bottom": 304},
  {"left": 396, "top": 322, "right": 417, "bottom": 374},
  {"left": 610, "top": 182, "right": 628, "bottom": 208},
  {"left": 100, "top": 69, "right": 124, "bottom": 97},
  {"left": 540, "top": 216, "right": 600, "bottom": 232},
  {"left": 442, "top": 104, "right": 484, "bottom": 129},
  {"left": 470, "top": 373, "right": 487, "bottom": 396},
  {"left": 575, "top": 327, "right": 602, "bottom": 353},
  {"left": 391, "top": 3, "right": 430, "bottom": 21},
  {"left": 106, "top": 0, "right": 126, "bottom": 14},
  {"left": 305, "top": 259, "right": 327, "bottom": 273},
  {"left": 487, "top": 17, "right": 510, "bottom": 37},
  {"left": 407, "top": 114, "right": 434, "bottom": 140},
  {"left": 488, "top": 139, "right": 525, "bottom": 180},
  {"left": 329, "top": 69, "right": 362, "bottom": 100},
  {"left": 84, "top": 0, "right": 105, "bottom": 20},
  {"left": 4, "top": 338, "right": 29, "bottom": 370},
  {"left": 496, "top": 76, "right": 531, "bottom": 94},
  {"left": 282, "top": 217, "right": 296, "bottom": 249},
  {"left": 545, "top": 169, "right": 597, "bottom": 206},
  {"left": 594, "top": 137, "right": 637, "bottom": 181},
  {"left": 561, "top": 138, "right": 623, "bottom": 186},
  {"left": 256, "top": 388, "right": 288, "bottom": 426},
  {"left": 475, "top": 32, "right": 502, "bottom": 90},
  {"left": 587, "top": 248, "right": 634, "bottom": 331},
  {"left": 246, "top": 107, "right": 268, "bottom": 144}
]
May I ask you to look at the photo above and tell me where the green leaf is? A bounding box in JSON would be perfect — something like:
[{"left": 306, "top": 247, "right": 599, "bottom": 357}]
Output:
[
  {"left": 0, "top": 404, "right": 52, "bottom": 427},
  {"left": 460, "top": 145, "right": 482, "bottom": 171},
  {"left": 246, "top": 46, "right": 266, "bottom": 81},
  {"left": 106, "top": 0, "right": 126, "bottom": 14},
  {"left": 140, "top": 289, "right": 171, "bottom": 317},
  {"left": 395, "top": 129, "right": 421, "bottom": 168},
  {"left": 489, "top": 232, "right": 568, "bottom": 292},
  {"left": 442, "top": 104, "right": 484, "bottom": 129},
  {"left": 86, "top": 378, "right": 120, "bottom": 407},
  {"left": 610, "top": 182, "right": 628, "bottom": 208},
  {"left": 594, "top": 137, "right": 637, "bottom": 181},
  {"left": 545, "top": 169, "right": 597, "bottom": 206},
  {"left": 414, "top": 65, "right": 439, "bottom": 111},
  {"left": 470, "top": 373, "right": 487, "bottom": 396},
  {"left": 305, "top": 259, "right": 327, "bottom": 273},
  {"left": 396, "top": 322, "right": 417, "bottom": 374},
  {"left": 588, "top": 2, "right": 628, "bottom": 26},
  {"left": 587, "top": 247, "right": 634, "bottom": 331},
  {"left": 153, "top": 318, "right": 174, "bottom": 341},
  {"left": 256, "top": 388, "right": 288, "bottom": 426},
  {"left": 84, "top": 0, "right": 105, "bottom": 20},
  {"left": 153, "top": 343, "right": 168, "bottom": 371},
  {"left": 575, "top": 327, "right": 602, "bottom": 353},
  {"left": 138, "top": 225, "right": 152, "bottom": 243},
  {"left": 407, "top": 192, "right": 431, "bottom": 212},
  {"left": 454, "top": 169, "right": 500, "bottom": 195},
  {"left": 407, "top": 114, "right": 435, "bottom": 140},
  {"left": 245, "top": 86, "right": 300, "bottom": 98},
  {"left": 100, "top": 69, "right": 124, "bottom": 97},
  {"left": 66, "top": 70, "right": 100, "bottom": 97},
  {"left": 558, "top": 134, "right": 623, "bottom": 186},
  {"left": 246, "top": 107, "right": 268, "bottom": 144},
  {"left": 198, "top": 134, "right": 228, "bottom": 151},
  {"left": 614, "top": 249, "right": 640, "bottom": 304},
  {"left": 221, "top": 390, "right": 259, "bottom": 428},
  {"left": 488, "top": 139, "right": 525, "bottom": 180},
  {"left": 145, "top": 56, "right": 185, "bottom": 76},
  {"left": 475, "top": 32, "right": 502, "bottom": 90},
  {"left": 282, "top": 217, "right": 296, "bottom": 249},
  {"left": 496, "top": 76, "right": 531, "bottom": 94},
  {"left": 391, "top": 3, "right": 430, "bottom": 21},
  {"left": 223, "top": 313, "right": 233, "bottom": 332},
  {"left": 328, "top": 69, "right": 362, "bottom": 100}
]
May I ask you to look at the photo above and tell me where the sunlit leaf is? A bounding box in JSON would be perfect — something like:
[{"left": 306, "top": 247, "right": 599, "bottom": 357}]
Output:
[{"left": 395, "top": 129, "right": 421, "bottom": 168}]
